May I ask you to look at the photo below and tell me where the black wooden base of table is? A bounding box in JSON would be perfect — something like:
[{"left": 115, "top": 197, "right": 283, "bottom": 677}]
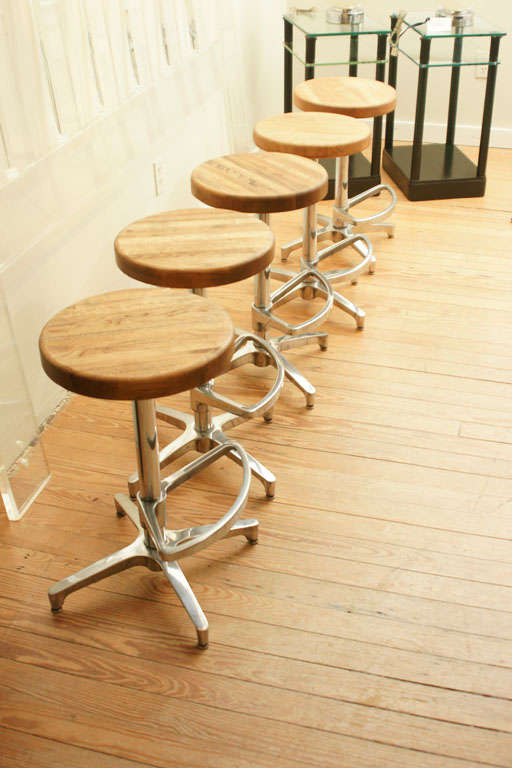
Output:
[
  {"left": 319, "top": 155, "right": 381, "bottom": 200},
  {"left": 383, "top": 143, "right": 486, "bottom": 201}
]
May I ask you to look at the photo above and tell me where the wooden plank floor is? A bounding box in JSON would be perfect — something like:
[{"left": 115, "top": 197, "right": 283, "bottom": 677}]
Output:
[{"left": 1, "top": 147, "right": 512, "bottom": 767}]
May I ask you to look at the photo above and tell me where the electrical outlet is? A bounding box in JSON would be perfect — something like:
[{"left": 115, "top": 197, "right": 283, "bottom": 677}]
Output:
[{"left": 152, "top": 161, "right": 166, "bottom": 196}]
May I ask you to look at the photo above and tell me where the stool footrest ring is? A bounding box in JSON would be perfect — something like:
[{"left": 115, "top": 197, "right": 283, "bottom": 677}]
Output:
[
  {"left": 346, "top": 183, "right": 397, "bottom": 225},
  {"left": 138, "top": 440, "right": 251, "bottom": 561},
  {"left": 253, "top": 269, "right": 334, "bottom": 336},
  {"left": 192, "top": 333, "right": 284, "bottom": 420},
  {"left": 316, "top": 234, "right": 373, "bottom": 284}
]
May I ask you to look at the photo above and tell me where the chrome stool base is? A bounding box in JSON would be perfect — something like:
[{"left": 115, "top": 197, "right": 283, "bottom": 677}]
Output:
[
  {"left": 267, "top": 330, "right": 328, "bottom": 408},
  {"left": 50, "top": 510, "right": 257, "bottom": 648},
  {"left": 275, "top": 202, "right": 372, "bottom": 330},
  {"left": 280, "top": 158, "right": 395, "bottom": 320},
  {"left": 317, "top": 213, "right": 395, "bottom": 242},
  {"left": 49, "top": 400, "right": 256, "bottom": 648},
  {"left": 271, "top": 246, "right": 369, "bottom": 331},
  {"left": 251, "top": 212, "right": 332, "bottom": 408}
]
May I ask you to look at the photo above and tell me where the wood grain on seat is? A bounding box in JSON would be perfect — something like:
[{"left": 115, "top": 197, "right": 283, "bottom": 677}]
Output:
[
  {"left": 39, "top": 289, "right": 234, "bottom": 401},
  {"left": 114, "top": 208, "right": 275, "bottom": 288},
  {"left": 294, "top": 76, "right": 397, "bottom": 119},
  {"left": 254, "top": 112, "right": 370, "bottom": 159},
  {"left": 191, "top": 152, "right": 328, "bottom": 214}
]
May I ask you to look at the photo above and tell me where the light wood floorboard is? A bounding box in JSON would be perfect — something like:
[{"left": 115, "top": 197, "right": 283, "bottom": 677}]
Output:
[{"left": 1, "top": 147, "right": 511, "bottom": 767}]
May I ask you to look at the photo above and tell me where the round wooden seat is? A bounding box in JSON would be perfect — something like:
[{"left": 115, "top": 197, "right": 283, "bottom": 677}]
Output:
[
  {"left": 294, "top": 76, "right": 397, "bottom": 119},
  {"left": 191, "top": 152, "right": 328, "bottom": 214},
  {"left": 114, "top": 208, "right": 275, "bottom": 289},
  {"left": 253, "top": 112, "right": 370, "bottom": 159},
  {"left": 39, "top": 289, "right": 234, "bottom": 401}
]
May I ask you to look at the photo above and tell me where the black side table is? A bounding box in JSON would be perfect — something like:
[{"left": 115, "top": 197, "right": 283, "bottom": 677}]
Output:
[
  {"left": 383, "top": 12, "right": 506, "bottom": 200},
  {"left": 283, "top": 10, "right": 390, "bottom": 198}
]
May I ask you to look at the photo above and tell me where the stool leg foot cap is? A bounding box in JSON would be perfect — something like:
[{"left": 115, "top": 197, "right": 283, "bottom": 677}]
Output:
[
  {"left": 263, "top": 409, "right": 273, "bottom": 423},
  {"left": 114, "top": 497, "right": 126, "bottom": 517},
  {"left": 128, "top": 474, "right": 138, "bottom": 499}
]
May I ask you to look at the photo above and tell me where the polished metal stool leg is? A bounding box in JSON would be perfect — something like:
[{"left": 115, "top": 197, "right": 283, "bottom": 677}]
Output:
[{"left": 49, "top": 399, "right": 257, "bottom": 648}]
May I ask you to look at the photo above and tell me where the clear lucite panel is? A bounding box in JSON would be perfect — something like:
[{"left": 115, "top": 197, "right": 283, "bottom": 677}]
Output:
[{"left": 0, "top": 283, "right": 50, "bottom": 520}]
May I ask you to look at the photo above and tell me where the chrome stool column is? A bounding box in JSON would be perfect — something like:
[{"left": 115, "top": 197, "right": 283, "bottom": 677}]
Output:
[
  {"left": 40, "top": 289, "right": 258, "bottom": 647},
  {"left": 141, "top": 331, "right": 284, "bottom": 499},
  {"left": 251, "top": 210, "right": 333, "bottom": 406},
  {"left": 254, "top": 112, "right": 374, "bottom": 329},
  {"left": 292, "top": 76, "right": 398, "bottom": 258},
  {"left": 313, "top": 154, "right": 396, "bottom": 269},
  {"left": 191, "top": 151, "right": 331, "bottom": 408},
  {"left": 115, "top": 208, "right": 283, "bottom": 499}
]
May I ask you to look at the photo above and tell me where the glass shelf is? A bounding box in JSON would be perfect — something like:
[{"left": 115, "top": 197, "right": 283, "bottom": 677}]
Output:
[
  {"left": 396, "top": 46, "right": 501, "bottom": 68},
  {"left": 394, "top": 13, "right": 505, "bottom": 68},
  {"left": 283, "top": 43, "right": 386, "bottom": 68},
  {"left": 400, "top": 11, "right": 505, "bottom": 39},
  {"left": 284, "top": 11, "right": 389, "bottom": 37},
  {"left": 283, "top": 11, "right": 391, "bottom": 196}
]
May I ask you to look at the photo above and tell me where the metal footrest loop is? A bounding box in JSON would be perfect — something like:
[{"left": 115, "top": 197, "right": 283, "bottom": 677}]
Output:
[
  {"left": 345, "top": 183, "right": 397, "bottom": 225},
  {"left": 191, "top": 333, "right": 284, "bottom": 421},
  {"left": 139, "top": 440, "right": 250, "bottom": 561},
  {"left": 316, "top": 234, "right": 373, "bottom": 285},
  {"left": 253, "top": 269, "right": 334, "bottom": 336}
]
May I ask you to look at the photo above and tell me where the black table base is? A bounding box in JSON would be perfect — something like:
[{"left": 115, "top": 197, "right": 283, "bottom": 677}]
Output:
[
  {"left": 384, "top": 21, "right": 501, "bottom": 202},
  {"left": 319, "top": 156, "right": 381, "bottom": 199},
  {"left": 383, "top": 144, "right": 485, "bottom": 201}
]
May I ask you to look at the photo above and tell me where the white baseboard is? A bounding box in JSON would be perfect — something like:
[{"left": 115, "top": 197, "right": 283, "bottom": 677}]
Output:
[{"left": 392, "top": 120, "right": 512, "bottom": 149}]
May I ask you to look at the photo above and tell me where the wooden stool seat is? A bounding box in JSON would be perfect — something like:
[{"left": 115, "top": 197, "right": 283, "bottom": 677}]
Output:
[
  {"left": 114, "top": 208, "right": 275, "bottom": 289},
  {"left": 191, "top": 152, "right": 328, "bottom": 214},
  {"left": 254, "top": 112, "right": 370, "bottom": 159},
  {"left": 294, "top": 76, "right": 397, "bottom": 119},
  {"left": 39, "top": 289, "right": 234, "bottom": 401}
]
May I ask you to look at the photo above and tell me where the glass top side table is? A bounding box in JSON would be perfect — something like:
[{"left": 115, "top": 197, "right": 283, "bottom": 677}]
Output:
[
  {"left": 383, "top": 12, "right": 506, "bottom": 200},
  {"left": 283, "top": 10, "right": 391, "bottom": 197}
]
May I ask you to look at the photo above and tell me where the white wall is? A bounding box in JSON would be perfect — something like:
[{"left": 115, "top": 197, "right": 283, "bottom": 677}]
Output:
[
  {"left": 285, "top": 1, "right": 511, "bottom": 147},
  {"left": 0, "top": 0, "right": 250, "bottom": 475},
  {"left": 0, "top": 0, "right": 288, "bottom": 476},
  {"left": 235, "top": 0, "right": 286, "bottom": 128},
  {"left": 1, "top": 86, "right": 231, "bottom": 426}
]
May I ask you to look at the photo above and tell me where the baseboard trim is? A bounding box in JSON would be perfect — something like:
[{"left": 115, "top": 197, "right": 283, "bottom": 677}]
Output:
[{"left": 392, "top": 120, "right": 512, "bottom": 149}]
